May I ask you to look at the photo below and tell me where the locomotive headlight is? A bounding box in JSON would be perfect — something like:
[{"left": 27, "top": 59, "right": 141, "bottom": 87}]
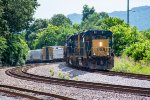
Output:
[{"left": 99, "top": 42, "right": 102, "bottom": 47}]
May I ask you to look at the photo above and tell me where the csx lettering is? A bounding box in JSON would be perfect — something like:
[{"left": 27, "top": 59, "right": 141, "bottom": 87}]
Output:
[{"left": 97, "top": 48, "right": 107, "bottom": 51}]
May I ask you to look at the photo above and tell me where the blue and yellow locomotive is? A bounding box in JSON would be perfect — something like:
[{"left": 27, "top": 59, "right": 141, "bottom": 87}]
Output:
[{"left": 64, "top": 30, "right": 114, "bottom": 70}]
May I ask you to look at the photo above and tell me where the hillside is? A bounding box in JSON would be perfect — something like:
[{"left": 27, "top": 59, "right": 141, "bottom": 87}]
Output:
[{"left": 67, "top": 6, "right": 150, "bottom": 31}]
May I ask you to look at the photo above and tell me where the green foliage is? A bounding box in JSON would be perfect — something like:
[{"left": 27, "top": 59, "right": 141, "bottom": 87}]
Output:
[
  {"left": 96, "top": 17, "right": 125, "bottom": 30},
  {"left": 1, "top": 35, "right": 29, "bottom": 66},
  {"left": 99, "top": 12, "right": 109, "bottom": 19},
  {"left": 0, "top": 0, "right": 39, "bottom": 35},
  {"left": 0, "top": 37, "right": 7, "bottom": 61},
  {"left": 65, "top": 74, "right": 70, "bottom": 80},
  {"left": 58, "top": 72, "right": 65, "bottom": 79},
  {"left": 113, "top": 57, "right": 150, "bottom": 75},
  {"left": 82, "top": 5, "right": 95, "bottom": 21},
  {"left": 74, "top": 76, "right": 79, "bottom": 81},
  {"left": 51, "top": 14, "right": 72, "bottom": 27},
  {"left": 142, "top": 28, "right": 150, "bottom": 40},
  {"left": 124, "top": 40, "right": 150, "bottom": 62},
  {"left": 49, "top": 69, "right": 54, "bottom": 76},
  {"left": 110, "top": 25, "right": 139, "bottom": 56},
  {"left": 28, "top": 19, "right": 49, "bottom": 33},
  {"left": 81, "top": 12, "right": 101, "bottom": 30},
  {"left": 32, "top": 24, "right": 59, "bottom": 49},
  {"left": 31, "top": 23, "right": 77, "bottom": 49}
]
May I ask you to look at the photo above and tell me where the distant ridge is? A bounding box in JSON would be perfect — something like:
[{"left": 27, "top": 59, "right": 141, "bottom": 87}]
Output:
[{"left": 67, "top": 6, "right": 150, "bottom": 31}]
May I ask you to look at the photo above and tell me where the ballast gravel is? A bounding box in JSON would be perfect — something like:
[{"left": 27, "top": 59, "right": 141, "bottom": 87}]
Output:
[
  {"left": 28, "top": 62, "right": 150, "bottom": 89},
  {"left": 0, "top": 64, "right": 149, "bottom": 100}
]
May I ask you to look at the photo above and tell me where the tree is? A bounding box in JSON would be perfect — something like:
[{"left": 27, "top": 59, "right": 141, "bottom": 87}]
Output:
[
  {"left": 51, "top": 14, "right": 72, "bottom": 27},
  {"left": 99, "top": 12, "right": 109, "bottom": 19},
  {"left": 81, "top": 12, "right": 101, "bottom": 30},
  {"left": 82, "top": 5, "right": 95, "bottom": 21},
  {"left": 1, "top": 35, "right": 29, "bottom": 66},
  {"left": 26, "top": 18, "right": 49, "bottom": 46},
  {"left": 32, "top": 24, "right": 59, "bottom": 49},
  {"left": 28, "top": 19, "right": 49, "bottom": 33},
  {"left": 0, "top": 0, "right": 39, "bottom": 36},
  {"left": 143, "top": 28, "right": 150, "bottom": 40},
  {"left": 0, "top": 37, "right": 7, "bottom": 63},
  {"left": 124, "top": 40, "right": 150, "bottom": 63},
  {"left": 96, "top": 17, "right": 125, "bottom": 30},
  {"left": 110, "top": 25, "right": 139, "bottom": 56}
]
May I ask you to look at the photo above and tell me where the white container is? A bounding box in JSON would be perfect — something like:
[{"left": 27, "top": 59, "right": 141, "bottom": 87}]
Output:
[{"left": 28, "top": 49, "right": 42, "bottom": 60}]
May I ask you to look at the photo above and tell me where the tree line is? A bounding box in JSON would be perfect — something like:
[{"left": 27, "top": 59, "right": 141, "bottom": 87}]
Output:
[{"left": 0, "top": 2, "right": 149, "bottom": 66}]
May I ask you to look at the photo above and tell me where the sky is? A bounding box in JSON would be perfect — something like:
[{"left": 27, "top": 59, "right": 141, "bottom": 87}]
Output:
[{"left": 34, "top": 0, "right": 150, "bottom": 19}]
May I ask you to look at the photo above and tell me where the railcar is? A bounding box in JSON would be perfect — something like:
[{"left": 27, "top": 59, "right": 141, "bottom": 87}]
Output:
[
  {"left": 27, "top": 46, "right": 64, "bottom": 63},
  {"left": 64, "top": 30, "right": 114, "bottom": 70}
]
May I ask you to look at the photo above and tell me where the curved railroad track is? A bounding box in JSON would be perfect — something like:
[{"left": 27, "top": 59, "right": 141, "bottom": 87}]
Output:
[
  {"left": 5, "top": 65, "right": 150, "bottom": 97},
  {"left": 0, "top": 85, "right": 73, "bottom": 100},
  {"left": 68, "top": 65, "right": 150, "bottom": 81}
]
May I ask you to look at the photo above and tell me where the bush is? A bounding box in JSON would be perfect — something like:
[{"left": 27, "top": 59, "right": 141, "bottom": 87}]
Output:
[
  {"left": 1, "top": 35, "right": 29, "bottom": 66},
  {"left": 110, "top": 25, "right": 140, "bottom": 56},
  {"left": 0, "top": 37, "right": 7, "bottom": 64},
  {"left": 124, "top": 40, "right": 150, "bottom": 63}
]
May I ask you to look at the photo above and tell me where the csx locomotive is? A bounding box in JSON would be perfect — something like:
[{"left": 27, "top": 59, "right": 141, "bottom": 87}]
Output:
[{"left": 64, "top": 30, "right": 114, "bottom": 70}]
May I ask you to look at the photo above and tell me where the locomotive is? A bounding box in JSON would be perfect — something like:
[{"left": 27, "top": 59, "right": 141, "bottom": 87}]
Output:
[{"left": 64, "top": 30, "right": 114, "bottom": 70}]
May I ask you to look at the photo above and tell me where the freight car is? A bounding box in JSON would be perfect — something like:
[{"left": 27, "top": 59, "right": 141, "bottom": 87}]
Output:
[
  {"left": 27, "top": 46, "right": 64, "bottom": 63},
  {"left": 64, "top": 30, "right": 114, "bottom": 70}
]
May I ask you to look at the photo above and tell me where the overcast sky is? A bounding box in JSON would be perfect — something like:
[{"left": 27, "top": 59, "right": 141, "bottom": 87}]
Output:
[{"left": 34, "top": 0, "right": 150, "bottom": 19}]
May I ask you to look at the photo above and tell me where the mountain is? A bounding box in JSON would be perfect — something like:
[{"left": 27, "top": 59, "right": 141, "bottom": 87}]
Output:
[
  {"left": 67, "top": 6, "right": 150, "bottom": 31},
  {"left": 67, "top": 13, "right": 82, "bottom": 24}
]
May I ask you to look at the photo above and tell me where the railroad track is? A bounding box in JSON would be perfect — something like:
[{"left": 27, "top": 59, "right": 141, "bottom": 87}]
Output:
[
  {"left": 0, "top": 85, "right": 73, "bottom": 100},
  {"left": 5, "top": 66, "right": 150, "bottom": 97},
  {"left": 66, "top": 64, "right": 150, "bottom": 81}
]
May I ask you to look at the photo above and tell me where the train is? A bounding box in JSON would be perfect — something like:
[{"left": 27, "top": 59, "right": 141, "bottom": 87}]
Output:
[
  {"left": 64, "top": 30, "right": 114, "bottom": 70},
  {"left": 27, "top": 46, "right": 64, "bottom": 63},
  {"left": 27, "top": 30, "right": 114, "bottom": 70}
]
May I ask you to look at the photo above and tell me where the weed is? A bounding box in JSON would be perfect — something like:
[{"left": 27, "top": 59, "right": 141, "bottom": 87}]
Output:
[
  {"left": 74, "top": 76, "right": 78, "bottom": 81},
  {"left": 49, "top": 69, "right": 54, "bottom": 76},
  {"left": 112, "top": 57, "right": 150, "bottom": 75},
  {"left": 65, "top": 75, "right": 70, "bottom": 80},
  {"left": 58, "top": 72, "right": 65, "bottom": 79}
]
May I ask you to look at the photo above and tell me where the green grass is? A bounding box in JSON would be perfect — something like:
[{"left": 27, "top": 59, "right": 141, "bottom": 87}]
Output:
[
  {"left": 112, "top": 57, "right": 150, "bottom": 75},
  {"left": 49, "top": 69, "right": 54, "bottom": 76}
]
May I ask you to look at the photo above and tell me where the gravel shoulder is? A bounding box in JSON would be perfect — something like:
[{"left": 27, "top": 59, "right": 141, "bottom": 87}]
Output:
[
  {"left": 0, "top": 65, "right": 149, "bottom": 100},
  {"left": 28, "top": 62, "right": 150, "bottom": 89}
]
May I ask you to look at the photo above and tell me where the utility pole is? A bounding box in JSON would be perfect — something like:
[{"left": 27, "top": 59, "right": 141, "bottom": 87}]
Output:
[{"left": 127, "top": 0, "right": 129, "bottom": 24}]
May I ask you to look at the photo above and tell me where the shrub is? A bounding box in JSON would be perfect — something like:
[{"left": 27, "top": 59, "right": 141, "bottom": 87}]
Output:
[
  {"left": 110, "top": 25, "right": 140, "bottom": 56},
  {"left": 124, "top": 40, "right": 150, "bottom": 63},
  {"left": 1, "top": 35, "right": 29, "bottom": 66},
  {"left": 0, "top": 37, "right": 7, "bottom": 64}
]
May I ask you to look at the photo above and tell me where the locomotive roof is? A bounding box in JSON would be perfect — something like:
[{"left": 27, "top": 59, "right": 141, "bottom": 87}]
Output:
[
  {"left": 84, "top": 30, "right": 112, "bottom": 36},
  {"left": 67, "top": 30, "right": 112, "bottom": 40}
]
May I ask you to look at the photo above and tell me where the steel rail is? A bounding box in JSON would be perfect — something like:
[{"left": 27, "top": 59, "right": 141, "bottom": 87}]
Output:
[
  {"left": 0, "top": 84, "right": 74, "bottom": 100},
  {"left": 5, "top": 67, "right": 150, "bottom": 97}
]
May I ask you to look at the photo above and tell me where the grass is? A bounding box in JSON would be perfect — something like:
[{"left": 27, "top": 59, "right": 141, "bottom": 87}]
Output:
[
  {"left": 74, "top": 76, "right": 78, "bottom": 81},
  {"left": 49, "top": 69, "right": 54, "bottom": 76},
  {"left": 112, "top": 57, "right": 150, "bottom": 75}
]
